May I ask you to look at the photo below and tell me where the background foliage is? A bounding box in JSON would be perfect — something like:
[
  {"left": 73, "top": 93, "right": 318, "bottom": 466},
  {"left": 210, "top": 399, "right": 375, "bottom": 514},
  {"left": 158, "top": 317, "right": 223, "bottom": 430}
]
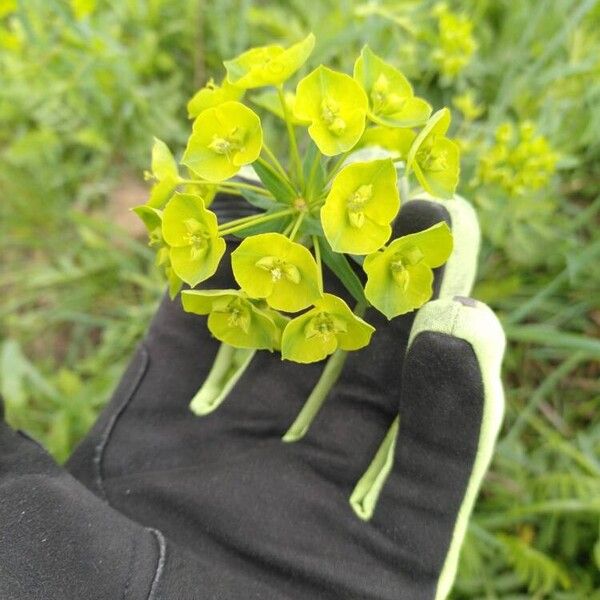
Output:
[{"left": 1, "top": 0, "right": 599, "bottom": 597}]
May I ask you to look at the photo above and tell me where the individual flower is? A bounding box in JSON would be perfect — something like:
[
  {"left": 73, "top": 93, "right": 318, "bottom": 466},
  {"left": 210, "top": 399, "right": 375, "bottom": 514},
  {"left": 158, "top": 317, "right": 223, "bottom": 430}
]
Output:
[
  {"left": 187, "top": 78, "right": 244, "bottom": 119},
  {"left": 363, "top": 222, "right": 453, "bottom": 319},
  {"left": 281, "top": 294, "right": 375, "bottom": 363},
  {"left": 406, "top": 108, "right": 460, "bottom": 198},
  {"left": 224, "top": 33, "right": 315, "bottom": 89},
  {"left": 144, "top": 138, "right": 180, "bottom": 208},
  {"left": 161, "top": 193, "right": 226, "bottom": 287},
  {"left": 231, "top": 232, "right": 322, "bottom": 312},
  {"left": 353, "top": 45, "right": 431, "bottom": 128},
  {"left": 181, "top": 289, "right": 285, "bottom": 351},
  {"left": 132, "top": 205, "right": 182, "bottom": 298},
  {"left": 294, "top": 66, "right": 368, "bottom": 156},
  {"left": 321, "top": 158, "right": 399, "bottom": 254},
  {"left": 182, "top": 101, "right": 262, "bottom": 182}
]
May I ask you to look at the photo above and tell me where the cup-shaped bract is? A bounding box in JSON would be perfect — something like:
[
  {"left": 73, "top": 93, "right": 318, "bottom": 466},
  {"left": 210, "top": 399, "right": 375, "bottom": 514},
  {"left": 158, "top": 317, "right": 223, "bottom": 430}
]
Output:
[
  {"left": 406, "top": 108, "right": 460, "bottom": 198},
  {"left": 182, "top": 101, "right": 262, "bottom": 182},
  {"left": 182, "top": 289, "right": 284, "bottom": 351},
  {"left": 187, "top": 78, "right": 244, "bottom": 119},
  {"left": 231, "top": 232, "right": 322, "bottom": 312},
  {"left": 354, "top": 46, "right": 431, "bottom": 128},
  {"left": 294, "top": 66, "right": 368, "bottom": 156},
  {"left": 364, "top": 222, "right": 453, "bottom": 319},
  {"left": 281, "top": 294, "right": 374, "bottom": 363},
  {"left": 321, "top": 158, "right": 400, "bottom": 254},
  {"left": 357, "top": 126, "right": 416, "bottom": 160},
  {"left": 161, "top": 193, "right": 226, "bottom": 287},
  {"left": 224, "top": 33, "right": 315, "bottom": 89}
]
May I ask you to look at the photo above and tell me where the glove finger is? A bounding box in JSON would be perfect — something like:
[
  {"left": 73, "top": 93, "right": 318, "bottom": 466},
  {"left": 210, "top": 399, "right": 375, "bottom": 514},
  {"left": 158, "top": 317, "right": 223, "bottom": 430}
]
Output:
[
  {"left": 290, "top": 197, "right": 478, "bottom": 487},
  {"left": 357, "top": 298, "right": 505, "bottom": 600}
]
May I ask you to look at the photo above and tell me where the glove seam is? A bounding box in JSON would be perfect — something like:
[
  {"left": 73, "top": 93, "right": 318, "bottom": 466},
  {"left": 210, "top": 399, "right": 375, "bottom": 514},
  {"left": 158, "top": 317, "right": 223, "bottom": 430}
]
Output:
[
  {"left": 146, "top": 527, "right": 167, "bottom": 600},
  {"left": 93, "top": 342, "right": 150, "bottom": 500}
]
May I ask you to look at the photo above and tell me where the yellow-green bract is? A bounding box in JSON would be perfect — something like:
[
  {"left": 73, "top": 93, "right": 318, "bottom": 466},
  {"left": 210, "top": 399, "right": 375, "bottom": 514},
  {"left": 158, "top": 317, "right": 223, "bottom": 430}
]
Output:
[
  {"left": 354, "top": 45, "right": 431, "bottom": 128},
  {"left": 281, "top": 294, "right": 374, "bottom": 363},
  {"left": 182, "top": 289, "right": 285, "bottom": 351},
  {"left": 406, "top": 108, "right": 460, "bottom": 198},
  {"left": 224, "top": 33, "right": 315, "bottom": 89},
  {"left": 182, "top": 101, "right": 263, "bottom": 182},
  {"left": 231, "top": 232, "right": 322, "bottom": 313},
  {"left": 161, "top": 193, "right": 226, "bottom": 287},
  {"left": 294, "top": 66, "right": 368, "bottom": 156},
  {"left": 321, "top": 158, "right": 400, "bottom": 254},
  {"left": 187, "top": 78, "right": 244, "bottom": 119},
  {"left": 363, "top": 222, "right": 453, "bottom": 319}
]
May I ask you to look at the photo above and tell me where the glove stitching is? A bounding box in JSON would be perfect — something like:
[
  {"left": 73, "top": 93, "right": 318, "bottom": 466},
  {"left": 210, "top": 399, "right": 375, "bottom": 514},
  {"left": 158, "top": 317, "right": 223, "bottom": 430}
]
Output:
[
  {"left": 93, "top": 343, "right": 150, "bottom": 500},
  {"left": 146, "top": 527, "right": 167, "bottom": 600}
]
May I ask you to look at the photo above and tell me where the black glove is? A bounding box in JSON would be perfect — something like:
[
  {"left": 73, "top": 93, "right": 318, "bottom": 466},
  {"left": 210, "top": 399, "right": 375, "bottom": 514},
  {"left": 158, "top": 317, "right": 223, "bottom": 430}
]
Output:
[{"left": 1, "top": 198, "right": 505, "bottom": 600}]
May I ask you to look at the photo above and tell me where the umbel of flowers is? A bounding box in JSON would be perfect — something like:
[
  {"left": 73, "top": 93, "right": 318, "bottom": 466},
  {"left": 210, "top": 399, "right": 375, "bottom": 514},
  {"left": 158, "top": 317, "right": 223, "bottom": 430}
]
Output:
[{"left": 136, "top": 34, "right": 459, "bottom": 366}]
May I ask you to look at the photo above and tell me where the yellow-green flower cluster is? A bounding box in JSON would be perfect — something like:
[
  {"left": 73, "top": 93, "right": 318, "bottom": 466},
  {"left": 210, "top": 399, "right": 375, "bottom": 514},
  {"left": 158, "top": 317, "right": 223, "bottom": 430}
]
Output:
[
  {"left": 474, "top": 121, "right": 558, "bottom": 198},
  {"left": 134, "top": 35, "right": 459, "bottom": 363},
  {"left": 431, "top": 3, "right": 477, "bottom": 79}
]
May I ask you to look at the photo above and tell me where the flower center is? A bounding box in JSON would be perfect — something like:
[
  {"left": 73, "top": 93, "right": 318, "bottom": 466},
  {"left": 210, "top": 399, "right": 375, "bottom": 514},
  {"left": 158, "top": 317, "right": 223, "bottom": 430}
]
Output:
[
  {"left": 390, "top": 245, "right": 424, "bottom": 289},
  {"left": 417, "top": 137, "right": 448, "bottom": 172},
  {"left": 208, "top": 126, "right": 244, "bottom": 157},
  {"left": 224, "top": 299, "right": 251, "bottom": 333},
  {"left": 184, "top": 218, "right": 210, "bottom": 260},
  {"left": 321, "top": 97, "right": 346, "bottom": 136},
  {"left": 255, "top": 256, "right": 301, "bottom": 284},
  {"left": 371, "top": 73, "right": 406, "bottom": 114},
  {"left": 346, "top": 184, "right": 373, "bottom": 229},
  {"left": 304, "top": 312, "right": 347, "bottom": 342}
]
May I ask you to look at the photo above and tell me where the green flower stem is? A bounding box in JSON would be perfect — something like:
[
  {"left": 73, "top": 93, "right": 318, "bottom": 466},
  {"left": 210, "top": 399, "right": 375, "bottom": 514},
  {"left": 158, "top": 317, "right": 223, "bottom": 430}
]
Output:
[
  {"left": 190, "top": 343, "right": 255, "bottom": 415},
  {"left": 312, "top": 235, "right": 323, "bottom": 292},
  {"left": 288, "top": 211, "right": 305, "bottom": 241},
  {"left": 217, "top": 180, "right": 273, "bottom": 197},
  {"left": 277, "top": 84, "right": 303, "bottom": 187},
  {"left": 218, "top": 211, "right": 268, "bottom": 230},
  {"left": 282, "top": 298, "right": 369, "bottom": 442},
  {"left": 282, "top": 347, "right": 349, "bottom": 442},
  {"left": 255, "top": 157, "right": 298, "bottom": 197},
  {"left": 261, "top": 143, "right": 290, "bottom": 181},
  {"left": 219, "top": 208, "right": 295, "bottom": 236}
]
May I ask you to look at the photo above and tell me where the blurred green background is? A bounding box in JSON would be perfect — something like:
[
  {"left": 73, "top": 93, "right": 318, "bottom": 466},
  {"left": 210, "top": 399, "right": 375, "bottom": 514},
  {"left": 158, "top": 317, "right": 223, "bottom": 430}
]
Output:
[{"left": 1, "top": 0, "right": 599, "bottom": 597}]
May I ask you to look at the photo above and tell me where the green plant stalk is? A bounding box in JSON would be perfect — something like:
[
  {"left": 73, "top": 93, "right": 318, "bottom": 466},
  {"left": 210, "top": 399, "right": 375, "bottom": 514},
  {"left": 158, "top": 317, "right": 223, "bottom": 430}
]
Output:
[
  {"left": 283, "top": 300, "right": 368, "bottom": 442},
  {"left": 190, "top": 343, "right": 255, "bottom": 415},
  {"left": 219, "top": 208, "right": 295, "bottom": 235},
  {"left": 217, "top": 180, "right": 274, "bottom": 196},
  {"left": 277, "top": 85, "right": 304, "bottom": 187},
  {"left": 288, "top": 211, "right": 305, "bottom": 241},
  {"left": 255, "top": 156, "right": 299, "bottom": 198},
  {"left": 261, "top": 143, "right": 291, "bottom": 182}
]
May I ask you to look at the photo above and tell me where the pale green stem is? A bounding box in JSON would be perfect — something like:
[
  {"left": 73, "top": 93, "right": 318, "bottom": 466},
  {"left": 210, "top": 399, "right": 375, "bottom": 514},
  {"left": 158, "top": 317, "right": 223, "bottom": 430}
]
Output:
[
  {"left": 217, "top": 180, "right": 273, "bottom": 197},
  {"left": 312, "top": 235, "right": 323, "bottom": 293},
  {"left": 261, "top": 143, "right": 290, "bottom": 181},
  {"left": 305, "top": 150, "right": 322, "bottom": 201},
  {"left": 282, "top": 348, "right": 349, "bottom": 442},
  {"left": 277, "top": 85, "right": 303, "bottom": 187},
  {"left": 190, "top": 343, "right": 255, "bottom": 415},
  {"left": 219, "top": 208, "right": 294, "bottom": 236},
  {"left": 218, "top": 211, "right": 267, "bottom": 230},
  {"left": 288, "top": 211, "right": 305, "bottom": 241},
  {"left": 255, "top": 156, "right": 298, "bottom": 198},
  {"left": 283, "top": 299, "right": 368, "bottom": 442}
]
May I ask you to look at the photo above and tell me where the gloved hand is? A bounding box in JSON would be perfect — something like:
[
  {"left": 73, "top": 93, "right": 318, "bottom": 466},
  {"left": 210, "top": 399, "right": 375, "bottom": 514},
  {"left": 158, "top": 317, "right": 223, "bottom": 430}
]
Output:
[{"left": 0, "top": 196, "right": 505, "bottom": 600}]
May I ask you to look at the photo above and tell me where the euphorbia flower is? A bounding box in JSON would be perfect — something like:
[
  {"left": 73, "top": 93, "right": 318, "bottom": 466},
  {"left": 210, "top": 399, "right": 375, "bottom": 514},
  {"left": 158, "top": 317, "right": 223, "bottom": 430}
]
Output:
[
  {"left": 145, "top": 138, "right": 180, "bottom": 208},
  {"left": 181, "top": 289, "right": 285, "bottom": 351},
  {"left": 321, "top": 158, "right": 400, "bottom": 254},
  {"left": 182, "top": 101, "right": 262, "bottom": 182},
  {"left": 187, "top": 78, "right": 244, "bottom": 118},
  {"left": 294, "top": 66, "right": 368, "bottom": 156},
  {"left": 406, "top": 108, "right": 460, "bottom": 198},
  {"left": 133, "top": 205, "right": 182, "bottom": 299},
  {"left": 363, "top": 222, "right": 453, "bottom": 319},
  {"left": 224, "top": 33, "right": 315, "bottom": 89},
  {"left": 231, "top": 232, "right": 322, "bottom": 312},
  {"left": 281, "top": 294, "right": 374, "bottom": 363},
  {"left": 354, "top": 46, "right": 431, "bottom": 128},
  {"left": 161, "top": 193, "right": 226, "bottom": 287}
]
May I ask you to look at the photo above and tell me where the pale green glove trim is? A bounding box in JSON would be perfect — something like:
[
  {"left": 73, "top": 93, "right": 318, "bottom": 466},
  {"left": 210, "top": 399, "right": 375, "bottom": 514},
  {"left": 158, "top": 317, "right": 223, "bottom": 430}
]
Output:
[
  {"left": 349, "top": 416, "right": 399, "bottom": 519},
  {"left": 408, "top": 298, "right": 505, "bottom": 600},
  {"left": 349, "top": 195, "right": 480, "bottom": 520},
  {"left": 190, "top": 344, "right": 255, "bottom": 415},
  {"left": 409, "top": 191, "right": 480, "bottom": 300}
]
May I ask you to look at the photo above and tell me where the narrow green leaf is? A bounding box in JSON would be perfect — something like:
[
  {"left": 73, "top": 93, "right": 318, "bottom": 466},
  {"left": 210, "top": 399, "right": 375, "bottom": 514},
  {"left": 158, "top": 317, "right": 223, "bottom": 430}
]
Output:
[
  {"left": 240, "top": 189, "right": 278, "bottom": 211},
  {"left": 253, "top": 160, "right": 297, "bottom": 204},
  {"left": 320, "top": 238, "right": 367, "bottom": 304}
]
